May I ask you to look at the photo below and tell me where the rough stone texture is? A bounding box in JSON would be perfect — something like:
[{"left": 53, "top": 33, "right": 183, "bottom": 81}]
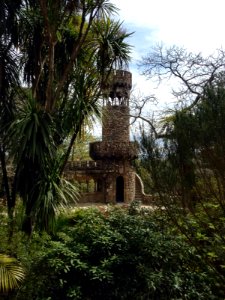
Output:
[
  {"left": 89, "top": 141, "right": 138, "bottom": 160},
  {"left": 64, "top": 70, "right": 151, "bottom": 204},
  {"left": 102, "top": 70, "right": 132, "bottom": 101},
  {"left": 102, "top": 105, "right": 130, "bottom": 142}
]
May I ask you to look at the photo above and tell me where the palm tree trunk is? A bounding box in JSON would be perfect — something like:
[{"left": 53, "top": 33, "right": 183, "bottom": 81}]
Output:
[
  {"left": 0, "top": 145, "right": 12, "bottom": 214},
  {"left": 0, "top": 144, "right": 15, "bottom": 240},
  {"left": 59, "top": 125, "right": 82, "bottom": 176}
]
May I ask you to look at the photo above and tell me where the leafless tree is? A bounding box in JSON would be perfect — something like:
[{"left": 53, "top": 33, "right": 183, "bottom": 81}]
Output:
[{"left": 139, "top": 44, "right": 225, "bottom": 109}]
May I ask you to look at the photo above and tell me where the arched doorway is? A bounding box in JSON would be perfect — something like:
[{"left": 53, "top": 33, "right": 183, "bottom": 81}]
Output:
[{"left": 116, "top": 176, "right": 124, "bottom": 202}]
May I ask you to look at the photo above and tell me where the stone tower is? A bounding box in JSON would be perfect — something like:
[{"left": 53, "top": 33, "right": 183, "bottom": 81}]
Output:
[{"left": 90, "top": 70, "right": 138, "bottom": 203}]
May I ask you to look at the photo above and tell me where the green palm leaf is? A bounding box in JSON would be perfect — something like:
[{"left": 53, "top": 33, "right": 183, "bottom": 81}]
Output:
[
  {"left": 0, "top": 254, "right": 25, "bottom": 293},
  {"left": 90, "top": 18, "right": 133, "bottom": 72},
  {"left": 34, "top": 175, "right": 79, "bottom": 232}
]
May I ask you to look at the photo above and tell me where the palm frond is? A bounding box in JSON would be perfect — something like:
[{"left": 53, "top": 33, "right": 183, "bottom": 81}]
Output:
[
  {"left": 33, "top": 174, "right": 79, "bottom": 232},
  {"left": 89, "top": 18, "right": 133, "bottom": 71},
  {"left": 0, "top": 254, "right": 25, "bottom": 293},
  {"left": 9, "top": 96, "right": 57, "bottom": 164},
  {"left": 94, "top": 0, "right": 118, "bottom": 18}
]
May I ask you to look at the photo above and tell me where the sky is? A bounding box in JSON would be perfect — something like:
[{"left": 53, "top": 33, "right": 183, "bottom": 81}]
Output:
[{"left": 111, "top": 0, "right": 225, "bottom": 109}]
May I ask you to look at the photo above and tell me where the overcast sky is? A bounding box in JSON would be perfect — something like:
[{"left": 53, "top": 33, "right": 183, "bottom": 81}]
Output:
[{"left": 111, "top": 0, "right": 225, "bottom": 108}]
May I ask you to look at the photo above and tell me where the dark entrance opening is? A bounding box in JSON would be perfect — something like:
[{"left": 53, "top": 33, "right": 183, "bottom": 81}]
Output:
[{"left": 116, "top": 176, "right": 124, "bottom": 202}]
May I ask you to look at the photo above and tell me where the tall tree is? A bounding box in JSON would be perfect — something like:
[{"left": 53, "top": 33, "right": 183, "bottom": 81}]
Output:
[
  {"left": 135, "top": 45, "right": 225, "bottom": 285},
  {"left": 1, "top": 0, "right": 132, "bottom": 234},
  {"left": 140, "top": 44, "right": 225, "bottom": 109},
  {"left": 137, "top": 80, "right": 225, "bottom": 284},
  {"left": 0, "top": 0, "right": 22, "bottom": 223}
]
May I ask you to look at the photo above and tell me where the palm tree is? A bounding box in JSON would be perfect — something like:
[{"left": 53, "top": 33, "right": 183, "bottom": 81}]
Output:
[
  {"left": 6, "top": 0, "right": 132, "bottom": 234},
  {"left": 0, "top": 0, "right": 22, "bottom": 226}
]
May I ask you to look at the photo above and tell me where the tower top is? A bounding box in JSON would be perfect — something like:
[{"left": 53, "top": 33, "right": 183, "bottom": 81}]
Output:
[{"left": 102, "top": 70, "right": 132, "bottom": 106}]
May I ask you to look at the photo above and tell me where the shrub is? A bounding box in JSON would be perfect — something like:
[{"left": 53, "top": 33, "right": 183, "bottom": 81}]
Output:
[{"left": 17, "top": 207, "right": 220, "bottom": 299}]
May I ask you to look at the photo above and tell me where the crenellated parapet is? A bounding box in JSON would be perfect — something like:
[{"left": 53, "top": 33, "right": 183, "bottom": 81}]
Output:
[
  {"left": 65, "top": 160, "right": 103, "bottom": 171},
  {"left": 102, "top": 70, "right": 132, "bottom": 106}
]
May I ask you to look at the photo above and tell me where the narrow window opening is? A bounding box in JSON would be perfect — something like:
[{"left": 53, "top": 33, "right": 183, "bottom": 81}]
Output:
[{"left": 116, "top": 176, "right": 124, "bottom": 202}]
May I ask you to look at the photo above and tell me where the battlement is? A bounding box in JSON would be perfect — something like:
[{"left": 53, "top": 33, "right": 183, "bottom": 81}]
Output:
[
  {"left": 65, "top": 160, "right": 103, "bottom": 171},
  {"left": 102, "top": 70, "right": 132, "bottom": 105}
]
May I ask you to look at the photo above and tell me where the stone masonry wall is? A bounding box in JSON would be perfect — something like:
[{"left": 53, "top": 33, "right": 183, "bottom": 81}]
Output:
[
  {"left": 102, "top": 105, "right": 130, "bottom": 143},
  {"left": 89, "top": 141, "right": 138, "bottom": 160}
]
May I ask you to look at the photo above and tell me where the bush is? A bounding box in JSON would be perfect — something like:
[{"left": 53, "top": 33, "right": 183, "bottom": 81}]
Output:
[{"left": 16, "top": 207, "right": 220, "bottom": 300}]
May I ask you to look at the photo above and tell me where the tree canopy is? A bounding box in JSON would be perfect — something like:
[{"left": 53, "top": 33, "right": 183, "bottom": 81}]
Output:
[
  {"left": 136, "top": 45, "right": 225, "bottom": 286},
  {"left": 0, "top": 0, "right": 132, "bottom": 234}
]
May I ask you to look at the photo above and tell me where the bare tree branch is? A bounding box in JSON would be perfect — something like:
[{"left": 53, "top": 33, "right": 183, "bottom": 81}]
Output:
[{"left": 139, "top": 44, "right": 225, "bottom": 107}]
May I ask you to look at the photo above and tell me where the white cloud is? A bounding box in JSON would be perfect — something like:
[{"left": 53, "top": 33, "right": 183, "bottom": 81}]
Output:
[
  {"left": 112, "top": 0, "right": 225, "bottom": 53},
  {"left": 110, "top": 0, "right": 225, "bottom": 107}
]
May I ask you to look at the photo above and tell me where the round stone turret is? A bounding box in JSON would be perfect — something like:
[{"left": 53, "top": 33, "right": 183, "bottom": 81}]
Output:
[
  {"left": 102, "top": 69, "right": 132, "bottom": 105},
  {"left": 102, "top": 70, "right": 132, "bottom": 143},
  {"left": 90, "top": 69, "right": 138, "bottom": 161}
]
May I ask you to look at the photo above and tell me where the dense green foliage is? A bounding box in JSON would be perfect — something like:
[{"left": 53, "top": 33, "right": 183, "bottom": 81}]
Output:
[
  {"left": 0, "top": 0, "right": 132, "bottom": 233},
  {"left": 137, "top": 81, "right": 225, "bottom": 292},
  {"left": 0, "top": 206, "right": 216, "bottom": 300}
]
